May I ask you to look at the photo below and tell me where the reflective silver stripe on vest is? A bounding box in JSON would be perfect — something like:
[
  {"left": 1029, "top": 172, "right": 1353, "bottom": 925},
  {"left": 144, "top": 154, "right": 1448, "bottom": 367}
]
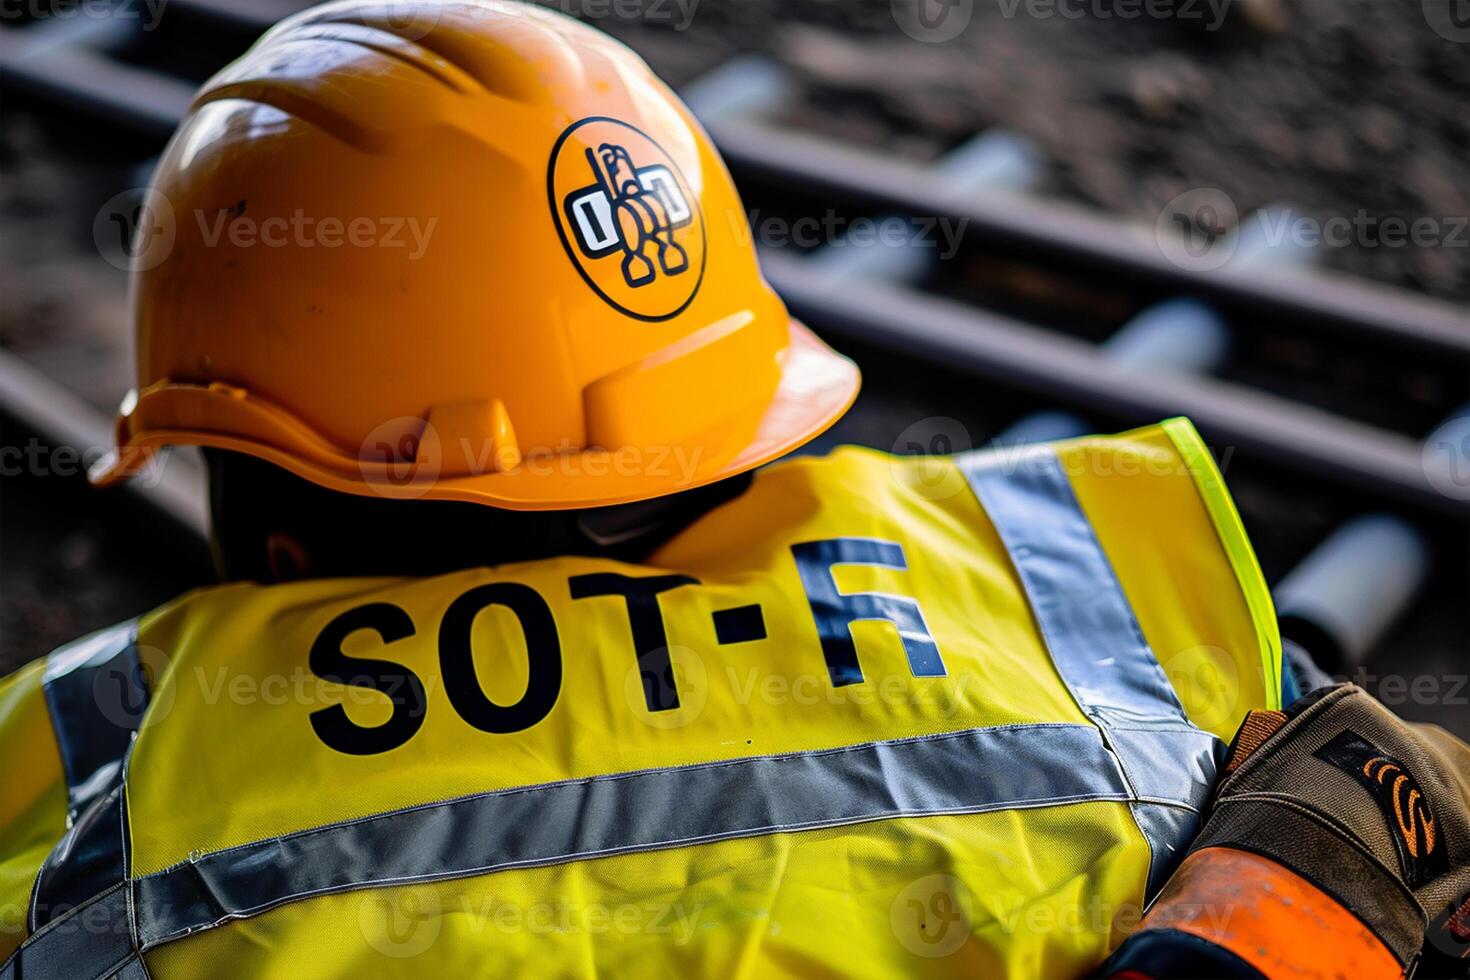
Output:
[
  {"left": 133, "top": 722, "right": 1131, "bottom": 945},
  {"left": 0, "top": 884, "right": 133, "bottom": 980},
  {"left": 958, "top": 444, "right": 1221, "bottom": 895},
  {"left": 3, "top": 721, "right": 1135, "bottom": 976},
  {"left": 30, "top": 621, "right": 146, "bottom": 945},
  {"left": 41, "top": 621, "right": 146, "bottom": 819}
]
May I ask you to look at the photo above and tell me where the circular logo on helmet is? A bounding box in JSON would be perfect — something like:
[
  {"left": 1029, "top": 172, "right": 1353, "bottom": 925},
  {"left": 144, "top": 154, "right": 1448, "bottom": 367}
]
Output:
[{"left": 548, "top": 117, "right": 706, "bottom": 322}]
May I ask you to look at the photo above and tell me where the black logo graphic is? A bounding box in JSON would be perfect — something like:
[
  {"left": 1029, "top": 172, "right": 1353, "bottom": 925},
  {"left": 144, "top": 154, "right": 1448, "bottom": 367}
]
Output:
[
  {"left": 1315, "top": 730, "right": 1449, "bottom": 888},
  {"left": 547, "top": 117, "right": 706, "bottom": 322},
  {"left": 563, "top": 142, "right": 692, "bottom": 289}
]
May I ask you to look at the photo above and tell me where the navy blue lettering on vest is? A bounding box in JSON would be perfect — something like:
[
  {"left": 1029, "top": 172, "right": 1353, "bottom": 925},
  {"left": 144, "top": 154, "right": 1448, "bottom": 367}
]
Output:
[
  {"left": 712, "top": 604, "right": 766, "bottom": 645},
  {"left": 440, "top": 582, "right": 564, "bottom": 734},
  {"left": 569, "top": 573, "right": 699, "bottom": 712},
  {"left": 791, "top": 538, "right": 943, "bottom": 687},
  {"left": 309, "top": 603, "right": 426, "bottom": 755}
]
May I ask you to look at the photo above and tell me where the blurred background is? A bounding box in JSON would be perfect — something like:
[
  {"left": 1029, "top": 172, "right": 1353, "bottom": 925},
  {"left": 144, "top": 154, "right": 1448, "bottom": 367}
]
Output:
[{"left": 1, "top": 0, "right": 1467, "bottom": 735}]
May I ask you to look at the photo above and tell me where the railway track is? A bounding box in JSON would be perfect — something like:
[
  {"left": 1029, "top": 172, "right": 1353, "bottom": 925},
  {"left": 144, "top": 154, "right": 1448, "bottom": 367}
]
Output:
[
  {"left": 1, "top": 0, "right": 1466, "bottom": 733},
  {"left": 3, "top": 0, "right": 1467, "bottom": 510}
]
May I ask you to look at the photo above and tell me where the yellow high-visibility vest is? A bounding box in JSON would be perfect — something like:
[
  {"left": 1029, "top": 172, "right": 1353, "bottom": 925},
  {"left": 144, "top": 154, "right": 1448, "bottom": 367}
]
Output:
[{"left": 0, "top": 419, "right": 1281, "bottom": 978}]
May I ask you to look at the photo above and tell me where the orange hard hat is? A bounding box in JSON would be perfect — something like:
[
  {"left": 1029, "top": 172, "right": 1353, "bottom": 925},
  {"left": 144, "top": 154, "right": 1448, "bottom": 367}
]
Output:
[{"left": 90, "top": 0, "right": 859, "bottom": 510}]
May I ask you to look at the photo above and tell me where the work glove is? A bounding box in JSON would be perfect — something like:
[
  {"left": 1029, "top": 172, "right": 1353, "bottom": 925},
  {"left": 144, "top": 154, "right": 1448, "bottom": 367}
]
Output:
[{"left": 1100, "top": 683, "right": 1470, "bottom": 979}]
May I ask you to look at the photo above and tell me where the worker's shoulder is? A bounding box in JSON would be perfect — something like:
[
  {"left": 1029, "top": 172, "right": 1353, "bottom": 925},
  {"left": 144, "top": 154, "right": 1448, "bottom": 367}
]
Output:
[
  {"left": 759, "top": 419, "right": 1207, "bottom": 495},
  {"left": 1, "top": 618, "right": 143, "bottom": 694},
  {"left": 686, "top": 444, "right": 970, "bottom": 532},
  {"left": 139, "top": 576, "right": 409, "bottom": 635},
  {"left": 756, "top": 443, "right": 969, "bottom": 502}
]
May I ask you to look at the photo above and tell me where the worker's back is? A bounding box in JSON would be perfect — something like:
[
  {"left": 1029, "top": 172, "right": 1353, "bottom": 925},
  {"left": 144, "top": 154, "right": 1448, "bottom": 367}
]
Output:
[{"left": 0, "top": 421, "right": 1282, "bottom": 978}]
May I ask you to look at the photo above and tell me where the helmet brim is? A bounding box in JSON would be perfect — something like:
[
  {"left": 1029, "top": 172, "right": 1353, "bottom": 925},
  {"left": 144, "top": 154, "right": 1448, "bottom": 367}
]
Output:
[{"left": 90, "top": 320, "right": 859, "bottom": 512}]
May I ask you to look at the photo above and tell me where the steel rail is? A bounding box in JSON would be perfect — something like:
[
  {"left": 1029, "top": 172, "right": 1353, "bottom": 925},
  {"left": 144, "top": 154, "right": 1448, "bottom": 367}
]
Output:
[
  {"left": 4, "top": 6, "right": 1467, "bottom": 358},
  {"left": 0, "top": 348, "right": 209, "bottom": 538},
  {"left": 170, "top": 0, "right": 307, "bottom": 28},
  {"left": 0, "top": 14, "right": 194, "bottom": 138},
  {"left": 713, "top": 118, "right": 1470, "bottom": 357},
  {"left": 760, "top": 249, "right": 1460, "bottom": 517}
]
